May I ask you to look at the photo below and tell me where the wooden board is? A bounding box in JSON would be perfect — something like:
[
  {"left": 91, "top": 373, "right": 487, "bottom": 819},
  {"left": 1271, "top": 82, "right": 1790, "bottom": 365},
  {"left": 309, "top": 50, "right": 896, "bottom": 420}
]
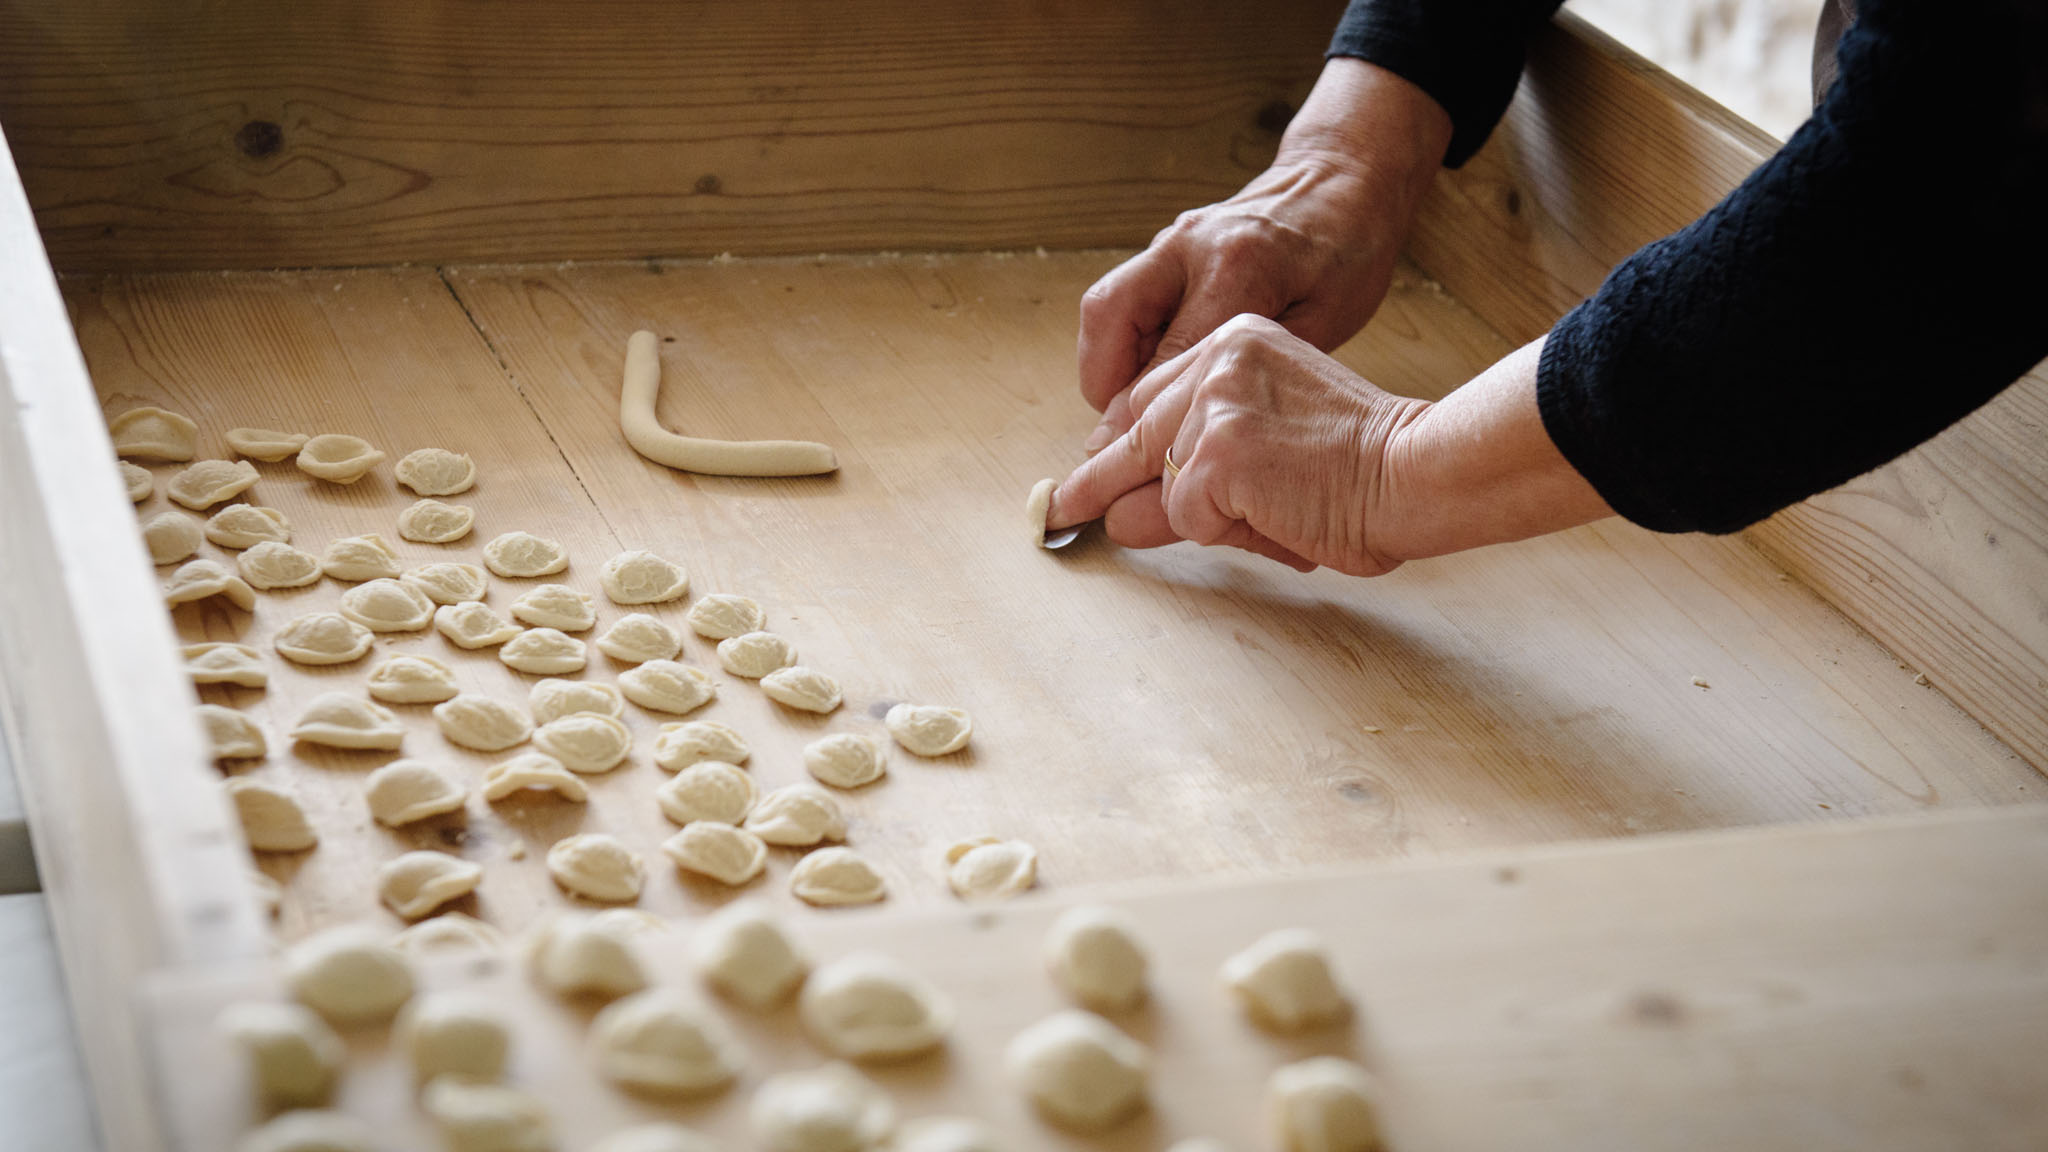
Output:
[
  {"left": 144, "top": 804, "right": 2048, "bottom": 1151},
  {"left": 1404, "top": 15, "right": 2048, "bottom": 771},
  {"left": 1, "top": 0, "right": 1342, "bottom": 272},
  {"left": 66, "top": 253, "right": 2040, "bottom": 959}
]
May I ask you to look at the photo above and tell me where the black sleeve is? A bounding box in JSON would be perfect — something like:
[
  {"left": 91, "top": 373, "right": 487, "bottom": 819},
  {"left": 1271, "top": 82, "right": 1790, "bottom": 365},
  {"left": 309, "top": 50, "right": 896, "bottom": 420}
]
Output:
[
  {"left": 1536, "top": 0, "right": 2048, "bottom": 535},
  {"left": 1327, "top": 0, "right": 1566, "bottom": 167}
]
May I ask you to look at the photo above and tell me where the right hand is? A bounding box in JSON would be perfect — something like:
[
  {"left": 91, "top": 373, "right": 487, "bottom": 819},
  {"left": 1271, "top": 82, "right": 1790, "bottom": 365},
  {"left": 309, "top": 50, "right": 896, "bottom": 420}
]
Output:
[{"left": 1076, "top": 58, "right": 1454, "bottom": 452}]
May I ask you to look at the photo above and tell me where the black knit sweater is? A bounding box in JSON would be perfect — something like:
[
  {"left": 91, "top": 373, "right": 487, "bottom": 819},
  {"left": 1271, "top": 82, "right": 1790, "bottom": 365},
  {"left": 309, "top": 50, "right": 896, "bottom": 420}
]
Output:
[{"left": 1331, "top": 0, "right": 2048, "bottom": 534}]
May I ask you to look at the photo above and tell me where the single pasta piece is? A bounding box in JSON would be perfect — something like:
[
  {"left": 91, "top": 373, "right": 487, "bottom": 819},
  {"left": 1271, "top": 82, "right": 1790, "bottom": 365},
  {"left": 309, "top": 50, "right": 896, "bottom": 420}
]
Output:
[
  {"left": 533, "top": 713, "right": 633, "bottom": 774},
  {"left": 1221, "top": 928, "right": 1352, "bottom": 1032},
  {"left": 396, "top": 992, "right": 510, "bottom": 1084},
  {"left": 748, "top": 1063, "right": 893, "bottom": 1152},
  {"left": 716, "top": 631, "right": 796, "bottom": 678},
  {"left": 237, "top": 1111, "right": 375, "bottom": 1152},
  {"left": 435, "top": 601, "right": 523, "bottom": 649},
  {"left": 589, "top": 1124, "right": 720, "bottom": 1152},
  {"left": 366, "top": 653, "right": 460, "bottom": 704},
  {"left": 885, "top": 704, "right": 972, "bottom": 756},
  {"left": 743, "top": 784, "right": 846, "bottom": 847},
  {"left": 482, "top": 530, "right": 568, "bottom": 578},
  {"left": 511, "top": 583, "right": 597, "bottom": 631},
  {"left": 273, "top": 612, "right": 374, "bottom": 665},
  {"left": 528, "top": 912, "right": 649, "bottom": 1001},
  {"left": 295, "top": 433, "right": 386, "bottom": 483},
  {"left": 943, "top": 837, "right": 1038, "bottom": 902},
  {"left": 759, "top": 665, "right": 843, "bottom": 714},
  {"left": 619, "top": 659, "right": 717, "bottom": 714},
  {"left": 319, "top": 533, "right": 403, "bottom": 581},
  {"left": 1026, "top": 477, "right": 1057, "bottom": 547},
  {"left": 789, "top": 847, "right": 886, "bottom": 907},
  {"left": 500, "top": 627, "right": 587, "bottom": 675},
  {"left": 803, "top": 733, "right": 886, "bottom": 789},
  {"left": 224, "top": 777, "right": 314, "bottom": 851},
  {"left": 619, "top": 329, "right": 837, "bottom": 476},
  {"left": 395, "top": 912, "right": 504, "bottom": 957},
  {"left": 338, "top": 577, "right": 436, "bottom": 632},
  {"left": 685, "top": 593, "right": 764, "bottom": 639},
  {"left": 799, "top": 952, "right": 953, "bottom": 1061},
  {"left": 183, "top": 641, "right": 267, "bottom": 689},
  {"left": 1005, "top": 1010, "right": 1149, "bottom": 1132},
  {"left": 421, "top": 1079, "right": 552, "bottom": 1152},
  {"left": 548, "top": 833, "right": 644, "bottom": 903},
  {"left": 690, "top": 900, "right": 810, "bottom": 1010},
  {"left": 600, "top": 549, "right": 690, "bottom": 604},
  {"left": 398, "top": 498, "right": 476, "bottom": 543},
  {"left": 394, "top": 447, "right": 478, "bottom": 496},
  {"left": 377, "top": 851, "right": 484, "bottom": 919},
  {"left": 528, "top": 678, "right": 625, "bottom": 724},
  {"left": 590, "top": 989, "right": 744, "bottom": 1098},
  {"left": 482, "top": 752, "right": 589, "bottom": 804},
  {"left": 238, "top": 541, "right": 323, "bottom": 589},
  {"left": 142, "top": 509, "right": 204, "bottom": 565},
  {"left": 199, "top": 704, "right": 268, "bottom": 760},
  {"left": 1044, "top": 905, "right": 1149, "bottom": 1013},
  {"left": 218, "top": 1001, "right": 343, "bottom": 1109},
  {"left": 402, "top": 561, "right": 490, "bottom": 605},
  {"left": 1266, "top": 1057, "right": 1382, "bottom": 1152},
  {"left": 225, "top": 427, "right": 308, "bottom": 461},
  {"left": 204, "top": 503, "right": 291, "bottom": 548},
  {"left": 652, "top": 720, "right": 748, "bottom": 771},
  {"left": 109, "top": 406, "right": 197, "bottom": 461},
  {"left": 594, "top": 612, "right": 683, "bottom": 663},
  {"left": 655, "top": 761, "right": 757, "bottom": 827},
  {"left": 120, "top": 460, "right": 154, "bottom": 502},
  {"left": 285, "top": 926, "right": 415, "bottom": 1025},
  {"left": 364, "top": 760, "right": 468, "bottom": 826},
  {"left": 166, "top": 459, "right": 260, "bottom": 509},
  {"left": 289, "top": 692, "right": 404, "bottom": 750},
  {"left": 434, "top": 694, "right": 533, "bottom": 752},
  {"left": 897, "top": 1118, "right": 1002, "bottom": 1152},
  {"left": 661, "top": 822, "right": 768, "bottom": 887},
  {"left": 164, "top": 558, "right": 257, "bottom": 611}
]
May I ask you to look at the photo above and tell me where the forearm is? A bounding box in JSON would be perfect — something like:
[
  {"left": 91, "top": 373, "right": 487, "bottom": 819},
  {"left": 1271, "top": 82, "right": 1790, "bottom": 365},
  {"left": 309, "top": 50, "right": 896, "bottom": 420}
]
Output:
[
  {"left": 1276, "top": 57, "right": 1453, "bottom": 215},
  {"left": 1379, "top": 336, "right": 1612, "bottom": 560}
]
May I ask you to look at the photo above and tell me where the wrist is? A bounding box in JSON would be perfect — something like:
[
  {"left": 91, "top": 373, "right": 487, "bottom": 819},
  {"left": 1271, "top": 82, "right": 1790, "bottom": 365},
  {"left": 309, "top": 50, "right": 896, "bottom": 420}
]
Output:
[{"left": 1278, "top": 58, "right": 1453, "bottom": 199}]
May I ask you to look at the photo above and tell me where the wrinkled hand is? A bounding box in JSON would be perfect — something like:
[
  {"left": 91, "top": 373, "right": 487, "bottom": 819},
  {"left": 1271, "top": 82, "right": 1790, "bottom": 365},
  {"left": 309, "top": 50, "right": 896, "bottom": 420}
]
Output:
[
  {"left": 1052, "top": 315, "right": 1431, "bottom": 577},
  {"left": 1077, "top": 59, "right": 1453, "bottom": 452}
]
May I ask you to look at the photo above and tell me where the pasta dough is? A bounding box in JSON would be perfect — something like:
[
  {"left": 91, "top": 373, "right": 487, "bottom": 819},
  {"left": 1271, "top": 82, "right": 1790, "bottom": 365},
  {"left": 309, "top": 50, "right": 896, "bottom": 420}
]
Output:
[
  {"left": 595, "top": 612, "right": 683, "bottom": 663},
  {"left": 662, "top": 822, "right": 768, "bottom": 886},
  {"left": 238, "top": 541, "right": 324, "bottom": 589},
  {"left": 398, "top": 498, "right": 476, "bottom": 544},
  {"left": 691, "top": 900, "right": 809, "bottom": 1009},
  {"left": 601, "top": 549, "right": 690, "bottom": 604},
  {"left": 377, "top": 851, "right": 485, "bottom": 919},
  {"left": 365, "top": 760, "right": 468, "bottom": 826},
  {"left": 744, "top": 784, "right": 846, "bottom": 847},
  {"left": 884, "top": 704, "right": 972, "bottom": 756},
  {"left": 398, "top": 992, "right": 510, "bottom": 1084},
  {"left": 529, "top": 678, "right": 625, "bottom": 724},
  {"left": 226, "top": 427, "right": 308, "bottom": 461},
  {"left": 483, "top": 530, "right": 569, "bottom": 578},
  {"left": 168, "top": 458, "right": 260, "bottom": 510},
  {"left": 548, "top": 833, "right": 644, "bottom": 902},
  {"left": 533, "top": 713, "right": 632, "bottom": 774},
  {"left": 590, "top": 989, "right": 743, "bottom": 1097},
  {"left": 185, "top": 641, "right": 268, "bottom": 689},
  {"left": 685, "top": 593, "right": 765, "bottom": 639},
  {"left": 618, "top": 659, "right": 717, "bottom": 714},
  {"left": 218, "top": 1001, "right": 343, "bottom": 1108},
  {"left": 1005, "top": 1010, "right": 1148, "bottom": 1132},
  {"left": 395, "top": 447, "right": 478, "bottom": 496},
  {"left": 760, "top": 666, "right": 843, "bottom": 714},
  {"left": 286, "top": 927, "right": 415, "bottom": 1025},
  {"left": 511, "top": 583, "right": 597, "bottom": 631},
  {"left": 528, "top": 912, "right": 649, "bottom": 1000},
  {"left": 656, "top": 761, "right": 757, "bottom": 826},
  {"left": 804, "top": 734, "right": 886, "bottom": 789},
  {"left": 199, "top": 704, "right": 268, "bottom": 760},
  {"left": 109, "top": 406, "right": 198, "bottom": 461},
  {"left": 1044, "top": 905, "right": 1148, "bottom": 1013},
  {"left": 120, "top": 460, "right": 154, "bottom": 502},
  {"left": 789, "top": 847, "right": 886, "bottom": 907},
  {"left": 434, "top": 694, "right": 533, "bottom": 752},
  {"left": 435, "top": 601, "right": 523, "bottom": 649},
  {"left": 500, "top": 627, "right": 587, "bottom": 674},
  {"left": 142, "top": 510, "right": 204, "bottom": 565},
  {"left": 290, "top": 692, "right": 405, "bottom": 750},
  {"left": 403, "top": 562, "right": 490, "bottom": 605},
  {"left": 225, "top": 777, "right": 314, "bottom": 850},
  {"left": 274, "top": 612, "right": 374, "bottom": 665},
  {"left": 716, "top": 631, "right": 796, "bottom": 678},
  {"left": 319, "top": 533, "right": 402, "bottom": 582},
  {"left": 422, "top": 1078, "right": 553, "bottom": 1152},
  {"left": 1221, "top": 929, "right": 1351, "bottom": 1031},
  {"left": 1266, "top": 1057, "right": 1381, "bottom": 1152},
  {"left": 799, "top": 952, "right": 953, "bottom": 1061},
  {"left": 295, "top": 434, "right": 386, "bottom": 484},
  {"left": 944, "top": 837, "right": 1037, "bottom": 901},
  {"left": 367, "top": 654, "right": 460, "bottom": 703},
  {"left": 652, "top": 720, "right": 749, "bottom": 771},
  {"left": 748, "top": 1063, "right": 894, "bottom": 1152},
  {"left": 165, "top": 558, "right": 257, "bottom": 611},
  {"left": 339, "top": 577, "right": 436, "bottom": 631},
  {"left": 483, "top": 752, "right": 590, "bottom": 803},
  {"left": 205, "top": 503, "right": 291, "bottom": 548},
  {"left": 619, "top": 328, "right": 838, "bottom": 477}
]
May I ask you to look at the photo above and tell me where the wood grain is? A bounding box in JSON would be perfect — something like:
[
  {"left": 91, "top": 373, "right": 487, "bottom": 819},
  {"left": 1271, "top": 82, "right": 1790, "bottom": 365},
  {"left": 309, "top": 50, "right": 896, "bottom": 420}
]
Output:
[
  {"left": 145, "top": 804, "right": 2048, "bottom": 1151},
  {"left": 1405, "top": 14, "right": 2048, "bottom": 771},
  {"left": 1, "top": 0, "right": 1342, "bottom": 272}
]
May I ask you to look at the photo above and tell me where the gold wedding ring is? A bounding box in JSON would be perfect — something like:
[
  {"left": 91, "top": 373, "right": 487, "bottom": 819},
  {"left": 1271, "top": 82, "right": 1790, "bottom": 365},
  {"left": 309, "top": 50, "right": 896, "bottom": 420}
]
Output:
[{"left": 1163, "top": 445, "right": 1182, "bottom": 479}]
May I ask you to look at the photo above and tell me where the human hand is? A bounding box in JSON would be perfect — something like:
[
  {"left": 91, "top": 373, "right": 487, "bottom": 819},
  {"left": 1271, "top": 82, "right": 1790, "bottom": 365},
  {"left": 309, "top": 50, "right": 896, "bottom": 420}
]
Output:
[
  {"left": 1076, "top": 59, "right": 1453, "bottom": 452},
  {"left": 1050, "top": 323, "right": 1615, "bottom": 575}
]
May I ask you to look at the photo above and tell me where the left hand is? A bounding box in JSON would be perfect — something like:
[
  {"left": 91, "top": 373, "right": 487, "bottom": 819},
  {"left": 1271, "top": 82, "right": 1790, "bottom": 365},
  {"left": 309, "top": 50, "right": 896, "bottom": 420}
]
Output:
[{"left": 1049, "top": 314, "right": 1431, "bottom": 576}]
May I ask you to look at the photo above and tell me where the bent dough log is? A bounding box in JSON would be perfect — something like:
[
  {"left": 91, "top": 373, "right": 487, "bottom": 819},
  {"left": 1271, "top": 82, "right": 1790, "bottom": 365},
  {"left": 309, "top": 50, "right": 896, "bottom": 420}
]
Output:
[{"left": 619, "top": 329, "right": 837, "bottom": 477}]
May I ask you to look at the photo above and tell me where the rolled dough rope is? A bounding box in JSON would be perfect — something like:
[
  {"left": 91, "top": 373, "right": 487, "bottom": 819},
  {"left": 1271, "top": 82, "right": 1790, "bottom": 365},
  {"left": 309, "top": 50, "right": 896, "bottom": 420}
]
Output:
[{"left": 619, "top": 330, "right": 838, "bottom": 477}]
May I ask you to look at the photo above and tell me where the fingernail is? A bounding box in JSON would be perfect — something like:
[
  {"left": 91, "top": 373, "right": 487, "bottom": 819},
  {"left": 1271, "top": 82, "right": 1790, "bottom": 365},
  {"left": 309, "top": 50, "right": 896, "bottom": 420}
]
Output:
[{"left": 1083, "top": 423, "right": 1115, "bottom": 453}]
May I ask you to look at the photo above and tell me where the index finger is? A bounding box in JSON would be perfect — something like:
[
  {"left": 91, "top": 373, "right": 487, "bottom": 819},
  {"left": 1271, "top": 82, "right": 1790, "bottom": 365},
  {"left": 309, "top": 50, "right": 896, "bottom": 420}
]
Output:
[{"left": 1048, "top": 371, "right": 1194, "bottom": 529}]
